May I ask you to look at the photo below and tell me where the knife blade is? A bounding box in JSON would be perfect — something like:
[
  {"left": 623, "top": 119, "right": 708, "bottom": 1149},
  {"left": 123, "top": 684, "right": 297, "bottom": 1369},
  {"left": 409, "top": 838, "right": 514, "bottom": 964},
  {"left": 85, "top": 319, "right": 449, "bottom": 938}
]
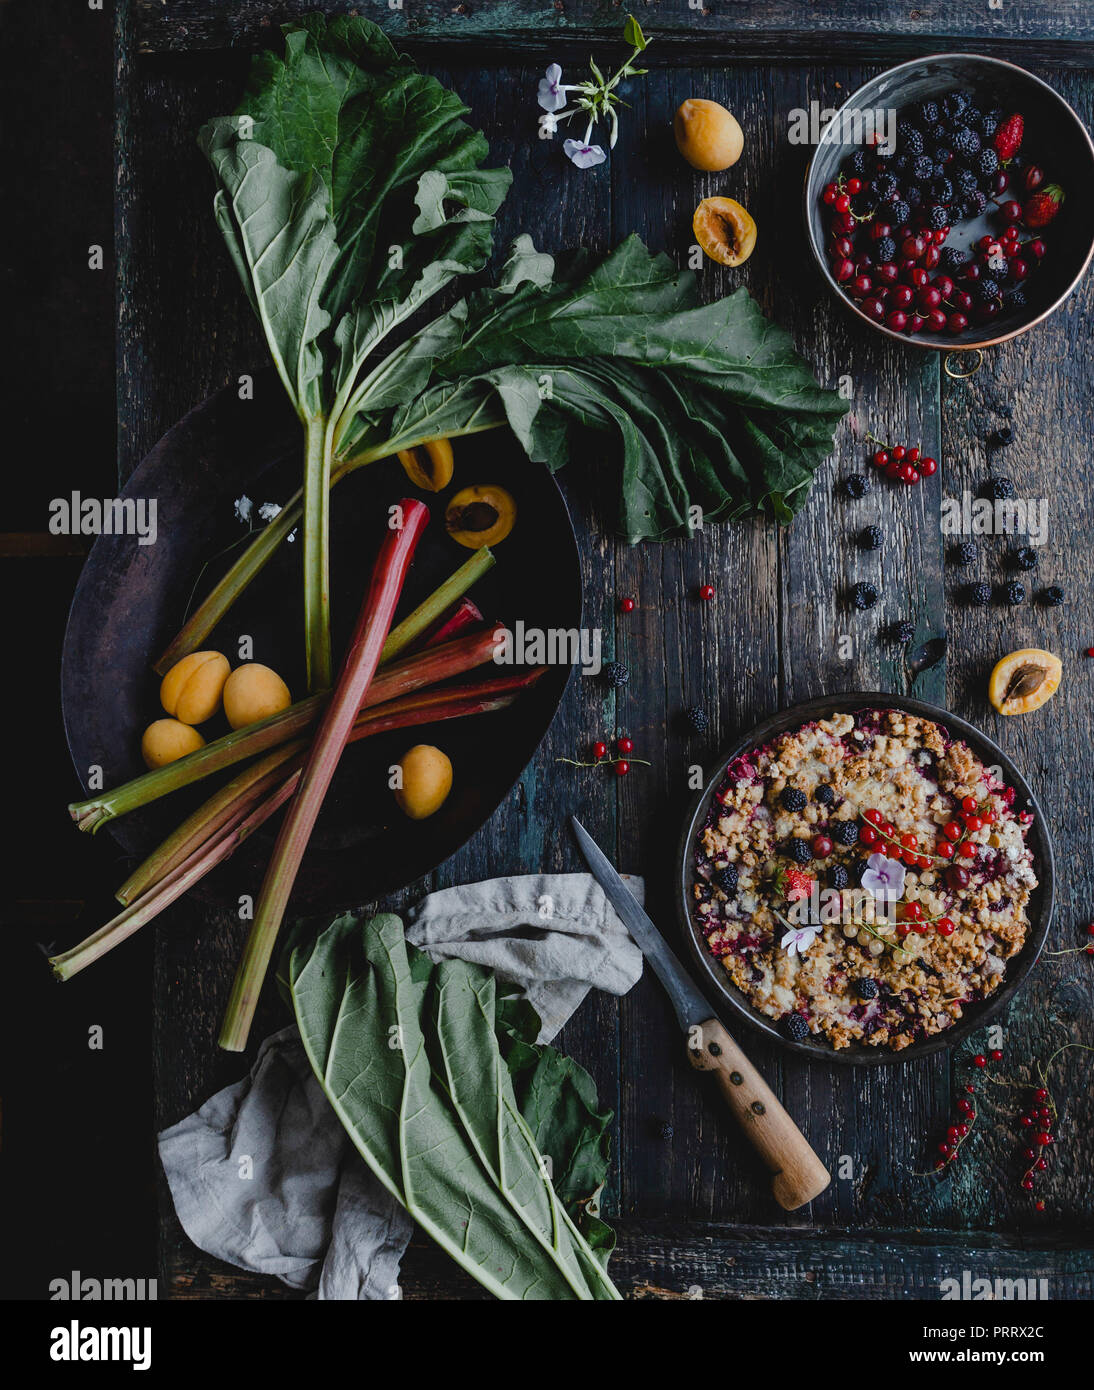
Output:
[
  {"left": 571, "top": 816, "right": 711, "bottom": 1032},
  {"left": 570, "top": 815, "right": 831, "bottom": 1211}
]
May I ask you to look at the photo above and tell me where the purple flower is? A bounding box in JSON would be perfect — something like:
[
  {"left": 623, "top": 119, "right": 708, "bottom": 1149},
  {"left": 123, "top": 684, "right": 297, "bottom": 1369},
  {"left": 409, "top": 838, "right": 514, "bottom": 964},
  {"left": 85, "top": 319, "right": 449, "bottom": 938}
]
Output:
[
  {"left": 563, "top": 138, "right": 606, "bottom": 169},
  {"left": 537, "top": 63, "right": 567, "bottom": 113},
  {"left": 780, "top": 923, "right": 820, "bottom": 958},
  {"left": 860, "top": 852, "right": 906, "bottom": 902}
]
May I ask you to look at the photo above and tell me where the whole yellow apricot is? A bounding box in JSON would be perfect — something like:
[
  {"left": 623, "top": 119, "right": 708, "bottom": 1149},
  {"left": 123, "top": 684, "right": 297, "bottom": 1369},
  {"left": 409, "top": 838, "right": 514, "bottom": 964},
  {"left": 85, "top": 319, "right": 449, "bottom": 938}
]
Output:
[
  {"left": 393, "top": 744, "right": 453, "bottom": 820},
  {"left": 159, "top": 650, "right": 231, "bottom": 725},
  {"left": 222, "top": 663, "right": 292, "bottom": 730},
  {"left": 141, "top": 718, "right": 206, "bottom": 769},
  {"left": 674, "top": 99, "right": 744, "bottom": 172}
]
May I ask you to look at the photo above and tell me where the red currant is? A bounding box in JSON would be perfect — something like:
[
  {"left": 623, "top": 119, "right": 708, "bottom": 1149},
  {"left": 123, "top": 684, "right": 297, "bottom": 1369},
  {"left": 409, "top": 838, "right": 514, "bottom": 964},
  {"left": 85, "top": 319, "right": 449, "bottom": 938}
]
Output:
[
  {"left": 944, "top": 821, "right": 962, "bottom": 841},
  {"left": 961, "top": 796, "right": 977, "bottom": 814},
  {"left": 973, "top": 1054, "right": 987, "bottom": 1068},
  {"left": 616, "top": 760, "right": 630, "bottom": 777},
  {"left": 593, "top": 741, "right": 608, "bottom": 760},
  {"left": 865, "top": 808, "right": 883, "bottom": 826},
  {"left": 1035, "top": 1199, "right": 1046, "bottom": 1211},
  {"left": 892, "top": 445, "right": 906, "bottom": 461},
  {"left": 619, "top": 596, "right": 635, "bottom": 613},
  {"left": 936, "top": 840, "right": 953, "bottom": 859},
  {"left": 964, "top": 815, "right": 982, "bottom": 832},
  {"left": 1035, "top": 1088, "right": 1048, "bottom": 1102},
  {"left": 947, "top": 313, "right": 969, "bottom": 334},
  {"left": 835, "top": 193, "right": 851, "bottom": 213},
  {"left": 1021, "top": 1178, "right": 1034, "bottom": 1191},
  {"left": 617, "top": 736, "right": 634, "bottom": 755},
  {"left": 936, "top": 917, "right": 955, "bottom": 937},
  {"left": 861, "top": 825, "right": 878, "bottom": 846},
  {"left": 990, "top": 1049, "right": 1003, "bottom": 1061},
  {"left": 872, "top": 449, "right": 889, "bottom": 467},
  {"left": 847, "top": 177, "right": 863, "bottom": 194},
  {"left": 699, "top": 583, "right": 715, "bottom": 601},
  {"left": 1028, "top": 239, "right": 1046, "bottom": 260}
]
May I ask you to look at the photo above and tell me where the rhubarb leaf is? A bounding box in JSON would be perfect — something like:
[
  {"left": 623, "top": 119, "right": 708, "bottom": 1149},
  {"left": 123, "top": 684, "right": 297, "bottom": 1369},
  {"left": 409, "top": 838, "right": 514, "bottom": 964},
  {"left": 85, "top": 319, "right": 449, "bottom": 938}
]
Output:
[
  {"left": 357, "top": 235, "right": 849, "bottom": 539},
  {"left": 290, "top": 912, "right": 621, "bottom": 1301}
]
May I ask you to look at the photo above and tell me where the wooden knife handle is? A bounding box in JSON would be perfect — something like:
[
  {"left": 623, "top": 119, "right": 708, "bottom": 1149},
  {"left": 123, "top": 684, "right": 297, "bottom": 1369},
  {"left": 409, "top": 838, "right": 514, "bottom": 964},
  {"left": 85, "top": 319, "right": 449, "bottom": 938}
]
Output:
[{"left": 687, "top": 1018, "right": 830, "bottom": 1211}]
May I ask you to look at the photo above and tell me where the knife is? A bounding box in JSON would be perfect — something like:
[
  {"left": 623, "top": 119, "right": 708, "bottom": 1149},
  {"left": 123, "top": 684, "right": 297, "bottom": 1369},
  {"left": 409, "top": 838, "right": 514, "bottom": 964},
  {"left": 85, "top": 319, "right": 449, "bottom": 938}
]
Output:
[{"left": 571, "top": 816, "right": 830, "bottom": 1211}]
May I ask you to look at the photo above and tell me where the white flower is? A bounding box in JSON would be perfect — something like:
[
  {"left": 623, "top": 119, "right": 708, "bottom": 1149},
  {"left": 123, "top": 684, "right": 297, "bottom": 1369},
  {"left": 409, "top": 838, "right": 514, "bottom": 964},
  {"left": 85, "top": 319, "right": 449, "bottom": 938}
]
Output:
[
  {"left": 563, "top": 138, "right": 607, "bottom": 169},
  {"left": 257, "top": 501, "right": 282, "bottom": 523},
  {"left": 233, "top": 495, "right": 253, "bottom": 526},
  {"left": 537, "top": 63, "right": 567, "bottom": 112},
  {"left": 780, "top": 924, "right": 821, "bottom": 958},
  {"left": 861, "top": 851, "right": 906, "bottom": 902}
]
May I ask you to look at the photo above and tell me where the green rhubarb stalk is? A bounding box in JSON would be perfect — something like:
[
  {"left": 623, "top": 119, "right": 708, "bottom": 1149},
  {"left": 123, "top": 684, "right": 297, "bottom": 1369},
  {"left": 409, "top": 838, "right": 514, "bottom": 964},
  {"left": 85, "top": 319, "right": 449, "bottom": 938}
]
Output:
[
  {"left": 118, "top": 668, "right": 548, "bottom": 908},
  {"left": 70, "top": 624, "right": 505, "bottom": 833},
  {"left": 303, "top": 416, "right": 335, "bottom": 692},
  {"left": 379, "top": 546, "right": 493, "bottom": 663},
  {"left": 49, "top": 774, "right": 299, "bottom": 983},
  {"left": 219, "top": 498, "right": 430, "bottom": 1052},
  {"left": 59, "top": 672, "right": 546, "bottom": 981}
]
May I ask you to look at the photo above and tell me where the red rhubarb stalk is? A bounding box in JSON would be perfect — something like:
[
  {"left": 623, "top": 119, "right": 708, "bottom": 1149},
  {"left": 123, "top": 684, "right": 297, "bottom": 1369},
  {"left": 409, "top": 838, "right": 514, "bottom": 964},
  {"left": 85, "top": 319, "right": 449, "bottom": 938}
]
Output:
[
  {"left": 218, "top": 499, "right": 430, "bottom": 1052},
  {"left": 418, "top": 596, "right": 485, "bottom": 651}
]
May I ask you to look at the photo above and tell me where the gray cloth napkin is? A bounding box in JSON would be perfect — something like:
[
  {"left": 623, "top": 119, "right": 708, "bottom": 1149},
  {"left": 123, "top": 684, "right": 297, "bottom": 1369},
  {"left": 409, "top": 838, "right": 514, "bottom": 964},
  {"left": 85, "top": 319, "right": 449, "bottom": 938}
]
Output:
[{"left": 158, "top": 872, "right": 644, "bottom": 1300}]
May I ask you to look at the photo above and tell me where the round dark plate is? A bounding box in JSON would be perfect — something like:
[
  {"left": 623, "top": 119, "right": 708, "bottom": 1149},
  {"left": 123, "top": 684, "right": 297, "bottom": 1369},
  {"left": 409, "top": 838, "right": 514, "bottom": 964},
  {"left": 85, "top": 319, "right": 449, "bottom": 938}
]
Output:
[
  {"left": 61, "top": 373, "right": 581, "bottom": 914},
  {"left": 676, "top": 693, "right": 1055, "bottom": 1066},
  {"left": 804, "top": 53, "right": 1094, "bottom": 351}
]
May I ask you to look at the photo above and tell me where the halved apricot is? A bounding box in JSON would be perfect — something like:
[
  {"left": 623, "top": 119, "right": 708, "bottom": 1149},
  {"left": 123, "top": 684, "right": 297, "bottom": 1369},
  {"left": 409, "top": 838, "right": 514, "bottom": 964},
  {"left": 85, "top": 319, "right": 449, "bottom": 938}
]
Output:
[
  {"left": 445, "top": 484, "right": 516, "bottom": 548},
  {"left": 988, "top": 648, "right": 1062, "bottom": 715},
  {"left": 693, "top": 196, "right": 757, "bottom": 267},
  {"left": 397, "top": 438, "right": 454, "bottom": 492}
]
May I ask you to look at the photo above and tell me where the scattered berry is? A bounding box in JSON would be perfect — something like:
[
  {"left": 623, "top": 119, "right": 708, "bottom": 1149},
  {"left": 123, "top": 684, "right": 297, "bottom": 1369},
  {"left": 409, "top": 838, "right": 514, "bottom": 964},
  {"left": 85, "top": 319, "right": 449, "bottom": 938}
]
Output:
[
  {"left": 813, "top": 784, "right": 835, "bottom": 805},
  {"left": 683, "top": 706, "right": 709, "bottom": 734},
  {"left": 855, "top": 977, "right": 879, "bottom": 1000},
  {"left": 831, "top": 820, "right": 859, "bottom": 846},
  {"left": 812, "top": 834, "right": 834, "bottom": 858},
  {"left": 1001, "top": 580, "right": 1026, "bottom": 606},
  {"left": 966, "top": 581, "right": 992, "bottom": 607},
  {"left": 949, "top": 540, "right": 977, "bottom": 566},
  {"left": 859, "top": 524, "right": 884, "bottom": 550},
  {"left": 850, "top": 580, "right": 880, "bottom": 610},
  {"left": 619, "top": 596, "right": 636, "bottom": 613},
  {"left": 698, "top": 583, "right": 715, "bottom": 601},
  {"left": 843, "top": 474, "right": 870, "bottom": 499},
  {"left": 1041, "top": 585, "right": 1065, "bottom": 607},
  {"left": 828, "top": 864, "right": 850, "bottom": 890},
  {"left": 716, "top": 864, "right": 739, "bottom": 895},
  {"left": 783, "top": 1011, "right": 810, "bottom": 1043},
  {"left": 888, "top": 618, "right": 915, "bottom": 644},
  {"left": 781, "top": 786, "right": 808, "bottom": 812},
  {"left": 982, "top": 476, "right": 1015, "bottom": 501},
  {"left": 1012, "top": 546, "right": 1038, "bottom": 571},
  {"left": 603, "top": 661, "right": 629, "bottom": 689},
  {"left": 787, "top": 838, "right": 812, "bottom": 865}
]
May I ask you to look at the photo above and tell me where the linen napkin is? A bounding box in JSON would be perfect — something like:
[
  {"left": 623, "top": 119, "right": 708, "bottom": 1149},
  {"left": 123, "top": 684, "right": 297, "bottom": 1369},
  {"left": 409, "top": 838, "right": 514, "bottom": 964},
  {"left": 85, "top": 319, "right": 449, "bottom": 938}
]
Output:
[{"left": 158, "top": 872, "right": 644, "bottom": 1299}]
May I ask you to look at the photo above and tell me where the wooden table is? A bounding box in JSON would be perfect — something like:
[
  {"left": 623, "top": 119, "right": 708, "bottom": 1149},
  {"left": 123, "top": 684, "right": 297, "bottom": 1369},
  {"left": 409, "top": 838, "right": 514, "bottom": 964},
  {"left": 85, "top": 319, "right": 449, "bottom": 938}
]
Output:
[{"left": 53, "top": 1, "right": 1094, "bottom": 1297}]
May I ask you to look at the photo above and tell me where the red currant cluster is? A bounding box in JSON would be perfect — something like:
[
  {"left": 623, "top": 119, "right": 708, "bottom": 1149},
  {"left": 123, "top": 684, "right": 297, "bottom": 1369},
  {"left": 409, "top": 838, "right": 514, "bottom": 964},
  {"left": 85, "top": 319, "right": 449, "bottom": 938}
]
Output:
[
  {"left": 558, "top": 734, "right": 643, "bottom": 778},
  {"left": 1017, "top": 1086, "right": 1055, "bottom": 1207},
  {"left": 866, "top": 436, "right": 938, "bottom": 487}
]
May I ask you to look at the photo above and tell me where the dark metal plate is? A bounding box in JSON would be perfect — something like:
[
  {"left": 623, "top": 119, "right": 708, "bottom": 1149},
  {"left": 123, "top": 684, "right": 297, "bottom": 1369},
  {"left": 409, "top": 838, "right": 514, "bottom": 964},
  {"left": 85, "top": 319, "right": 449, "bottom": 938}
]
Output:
[
  {"left": 61, "top": 373, "right": 581, "bottom": 913},
  {"left": 676, "top": 692, "right": 1055, "bottom": 1066}
]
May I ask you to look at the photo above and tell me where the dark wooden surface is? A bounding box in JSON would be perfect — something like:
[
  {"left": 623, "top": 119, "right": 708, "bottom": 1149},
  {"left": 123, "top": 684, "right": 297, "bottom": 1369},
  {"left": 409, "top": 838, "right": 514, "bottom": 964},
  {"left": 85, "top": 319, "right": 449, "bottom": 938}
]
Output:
[{"left": 21, "top": 0, "right": 1094, "bottom": 1299}]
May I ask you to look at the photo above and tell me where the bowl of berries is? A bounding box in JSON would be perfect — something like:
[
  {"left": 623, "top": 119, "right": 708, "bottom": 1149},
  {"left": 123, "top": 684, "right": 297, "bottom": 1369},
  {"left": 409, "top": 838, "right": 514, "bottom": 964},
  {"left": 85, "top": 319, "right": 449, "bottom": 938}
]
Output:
[{"left": 805, "top": 54, "right": 1094, "bottom": 349}]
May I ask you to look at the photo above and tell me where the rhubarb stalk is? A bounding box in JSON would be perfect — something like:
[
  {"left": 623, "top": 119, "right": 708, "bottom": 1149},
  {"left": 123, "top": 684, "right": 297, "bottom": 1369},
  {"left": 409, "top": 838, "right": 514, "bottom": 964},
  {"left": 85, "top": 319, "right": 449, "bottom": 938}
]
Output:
[
  {"left": 70, "top": 623, "right": 506, "bottom": 832},
  {"left": 218, "top": 498, "right": 430, "bottom": 1052},
  {"left": 54, "top": 670, "right": 547, "bottom": 979}
]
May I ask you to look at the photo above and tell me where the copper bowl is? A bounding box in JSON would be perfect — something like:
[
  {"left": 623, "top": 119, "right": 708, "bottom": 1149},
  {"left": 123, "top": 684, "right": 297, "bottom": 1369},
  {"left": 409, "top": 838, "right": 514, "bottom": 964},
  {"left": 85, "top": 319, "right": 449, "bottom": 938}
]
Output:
[
  {"left": 803, "top": 54, "right": 1094, "bottom": 352},
  {"left": 676, "top": 693, "right": 1055, "bottom": 1066}
]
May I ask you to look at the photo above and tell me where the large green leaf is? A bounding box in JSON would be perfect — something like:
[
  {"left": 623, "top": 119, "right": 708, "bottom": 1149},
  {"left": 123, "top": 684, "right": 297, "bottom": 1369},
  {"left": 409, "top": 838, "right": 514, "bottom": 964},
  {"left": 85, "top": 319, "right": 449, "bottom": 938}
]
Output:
[{"left": 290, "top": 913, "right": 621, "bottom": 1301}]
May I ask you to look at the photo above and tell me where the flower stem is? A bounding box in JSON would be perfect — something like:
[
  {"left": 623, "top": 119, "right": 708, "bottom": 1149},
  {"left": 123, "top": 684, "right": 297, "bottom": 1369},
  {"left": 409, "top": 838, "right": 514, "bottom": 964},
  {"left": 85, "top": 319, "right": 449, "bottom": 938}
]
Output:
[{"left": 218, "top": 499, "right": 430, "bottom": 1052}]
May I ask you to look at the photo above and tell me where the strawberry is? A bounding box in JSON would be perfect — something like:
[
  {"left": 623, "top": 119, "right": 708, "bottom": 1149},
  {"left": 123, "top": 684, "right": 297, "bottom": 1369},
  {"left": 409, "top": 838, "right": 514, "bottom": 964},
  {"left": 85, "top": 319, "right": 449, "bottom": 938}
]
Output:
[
  {"left": 1023, "top": 184, "right": 1065, "bottom": 228},
  {"left": 994, "top": 113, "right": 1024, "bottom": 162},
  {"left": 777, "top": 866, "right": 816, "bottom": 902}
]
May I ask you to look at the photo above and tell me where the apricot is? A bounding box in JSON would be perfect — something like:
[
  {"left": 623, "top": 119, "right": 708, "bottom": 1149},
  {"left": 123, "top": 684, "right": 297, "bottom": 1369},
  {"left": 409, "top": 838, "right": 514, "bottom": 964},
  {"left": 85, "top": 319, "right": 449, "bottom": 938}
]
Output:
[
  {"left": 141, "top": 718, "right": 205, "bottom": 769},
  {"left": 222, "top": 663, "right": 292, "bottom": 730},
  {"left": 397, "top": 438, "right": 454, "bottom": 492},
  {"left": 674, "top": 99, "right": 744, "bottom": 172},
  {"left": 393, "top": 744, "right": 453, "bottom": 820},
  {"left": 159, "top": 650, "right": 230, "bottom": 725},
  {"left": 988, "top": 648, "right": 1062, "bottom": 715},
  {"left": 693, "top": 196, "right": 757, "bottom": 267},
  {"left": 445, "top": 484, "right": 516, "bottom": 548}
]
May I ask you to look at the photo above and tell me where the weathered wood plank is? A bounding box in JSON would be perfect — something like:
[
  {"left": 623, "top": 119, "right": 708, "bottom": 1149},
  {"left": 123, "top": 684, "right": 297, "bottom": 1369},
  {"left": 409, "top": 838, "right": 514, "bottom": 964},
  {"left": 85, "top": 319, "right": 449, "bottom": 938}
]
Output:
[
  {"left": 135, "top": 0, "right": 1094, "bottom": 69},
  {"left": 161, "top": 1218, "right": 1094, "bottom": 1300}
]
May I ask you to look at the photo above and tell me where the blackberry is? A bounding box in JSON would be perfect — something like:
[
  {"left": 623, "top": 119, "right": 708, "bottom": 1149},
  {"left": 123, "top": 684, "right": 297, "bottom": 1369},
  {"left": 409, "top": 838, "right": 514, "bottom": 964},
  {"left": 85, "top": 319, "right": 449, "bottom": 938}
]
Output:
[
  {"left": 716, "top": 864, "right": 739, "bottom": 895},
  {"left": 932, "top": 177, "right": 954, "bottom": 204},
  {"left": 911, "top": 155, "right": 933, "bottom": 183},
  {"left": 1005, "top": 288, "right": 1027, "bottom": 311},
  {"left": 927, "top": 204, "right": 949, "bottom": 232},
  {"left": 966, "top": 580, "right": 992, "bottom": 607},
  {"left": 950, "top": 540, "right": 977, "bottom": 566},
  {"left": 933, "top": 145, "right": 953, "bottom": 168},
  {"left": 955, "top": 167, "right": 979, "bottom": 197},
  {"left": 890, "top": 200, "right": 911, "bottom": 227},
  {"left": 897, "top": 119, "right": 923, "bottom": 149},
  {"left": 975, "top": 147, "right": 1000, "bottom": 178},
  {"left": 963, "top": 107, "right": 983, "bottom": 131},
  {"left": 849, "top": 149, "right": 868, "bottom": 175},
  {"left": 917, "top": 100, "right": 940, "bottom": 127},
  {"left": 657, "top": 1120, "right": 674, "bottom": 1140},
  {"left": 1040, "top": 585, "right": 1066, "bottom": 607},
  {"left": 940, "top": 246, "right": 968, "bottom": 271},
  {"left": 828, "top": 864, "right": 850, "bottom": 890},
  {"left": 942, "top": 91, "right": 971, "bottom": 121},
  {"left": 904, "top": 186, "right": 924, "bottom": 210},
  {"left": 979, "top": 111, "right": 1000, "bottom": 139},
  {"left": 831, "top": 820, "right": 859, "bottom": 847},
  {"left": 783, "top": 1011, "right": 810, "bottom": 1043},
  {"left": 977, "top": 277, "right": 1001, "bottom": 302},
  {"left": 991, "top": 423, "right": 1014, "bottom": 446},
  {"left": 931, "top": 162, "right": 946, "bottom": 181},
  {"left": 813, "top": 784, "right": 835, "bottom": 806},
  {"left": 855, "top": 977, "right": 880, "bottom": 1001},
  {"left": 888, "top": 618, "right": 915, "bottom": 644},
  {"left": 893, "top": 154, "right": 911, "bottom": 175},
  {"left": 964, "top": 189, "right": 988, "bottom": 216},
  {"left": 873, "top": 171, "right": 899, "bottom": 200},
  {"left": 781, "top": 786, "right": 808, "bottom": 812},
  {"left": 683, "top": 705, "right": 710, "bottom": 733},
  {"left": 1012, "top": 545, "right": 1038, "bottom": 571},
  {"left": 850, "top": 580, "right": 879, "bottom": 611},
  {"left": 858, "top": 524, "right": 884, "bottom": 551},
  {"left": 842, "top": 473, "right": 870, "bottom": 499},
  {"left": 787, "top": 838, "right": 812, "bottom": 865},
  {"left": 982, "top": 476, "right": 1016, "bottom": 500},
  {"left": 952, "top": 127, "right": 981, "bottom": 159},
  {"left": 874, "top": 236, "right": 897, "bottom": 264},
  {"left": 1001, "top": 580, "right": 1026, "bottom": 606},
  {"left": 603, "top": 660, "right": 629, "bottom": 689}
]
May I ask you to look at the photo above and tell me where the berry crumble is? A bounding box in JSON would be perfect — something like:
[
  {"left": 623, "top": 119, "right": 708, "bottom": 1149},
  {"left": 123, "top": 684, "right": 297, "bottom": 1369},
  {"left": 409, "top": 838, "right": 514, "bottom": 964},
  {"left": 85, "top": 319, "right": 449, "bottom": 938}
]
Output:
[{"left": 691, "top": 708, "right": 1039, "bottom": 1051}]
